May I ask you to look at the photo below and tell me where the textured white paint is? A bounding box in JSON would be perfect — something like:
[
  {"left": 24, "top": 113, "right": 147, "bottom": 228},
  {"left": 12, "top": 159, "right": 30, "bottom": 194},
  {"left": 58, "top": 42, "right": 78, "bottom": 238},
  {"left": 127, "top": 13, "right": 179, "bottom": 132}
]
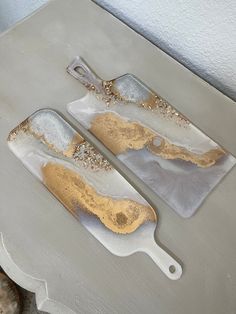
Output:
[
  {"left": 0, "top": 1, "right": 235, "bottom": 99},
  {"left": 0, "top": 0, "right": 48, "bottom": 32},
  {"left": 94, "top": 0, "right": 236, "bottom": 100}
]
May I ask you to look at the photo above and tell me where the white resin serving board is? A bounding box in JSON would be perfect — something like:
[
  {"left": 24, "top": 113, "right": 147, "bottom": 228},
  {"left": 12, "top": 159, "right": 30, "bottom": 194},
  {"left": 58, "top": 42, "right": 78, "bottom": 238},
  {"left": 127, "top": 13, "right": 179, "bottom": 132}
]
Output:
[
  {"left": 7, "top": 109, "right": 182, "bottom": 280},
  {"left": 67, "top": 57, "right": 236, "bottom": 217}
]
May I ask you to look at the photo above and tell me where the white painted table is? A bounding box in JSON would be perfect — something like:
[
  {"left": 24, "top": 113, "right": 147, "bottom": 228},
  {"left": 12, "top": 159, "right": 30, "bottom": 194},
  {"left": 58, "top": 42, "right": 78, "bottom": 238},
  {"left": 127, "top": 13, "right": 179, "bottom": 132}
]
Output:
[{"left": 0, "top": 1, "right": 236, "bottom": 313}]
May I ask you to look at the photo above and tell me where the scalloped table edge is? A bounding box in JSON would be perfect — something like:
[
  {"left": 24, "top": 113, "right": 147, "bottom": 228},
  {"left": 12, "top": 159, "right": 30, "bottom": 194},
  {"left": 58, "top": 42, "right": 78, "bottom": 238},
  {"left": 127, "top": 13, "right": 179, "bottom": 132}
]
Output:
[{"left": 0, "top": 233, "right": 76, "bottom": 314}]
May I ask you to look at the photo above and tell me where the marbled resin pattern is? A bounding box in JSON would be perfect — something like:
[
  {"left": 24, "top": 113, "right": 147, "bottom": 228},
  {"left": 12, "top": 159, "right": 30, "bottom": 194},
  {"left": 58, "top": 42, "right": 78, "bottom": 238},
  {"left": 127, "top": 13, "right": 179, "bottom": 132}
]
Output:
[
  {"left": 7, "top": 109, "right": 182, "bottom": 280},
  {"left": 67, "top": 57, "right": 236, "bottom": 217}
]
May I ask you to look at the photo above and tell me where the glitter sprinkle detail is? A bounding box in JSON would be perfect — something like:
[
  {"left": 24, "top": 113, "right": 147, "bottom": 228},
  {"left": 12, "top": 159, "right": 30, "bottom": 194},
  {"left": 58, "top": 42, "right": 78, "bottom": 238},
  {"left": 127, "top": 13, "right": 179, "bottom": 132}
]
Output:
[
  {"left": 7, "top": 118, "right": 29, "bottom": 141},
  {"left": 73, "top": 141, "right": 113, "bottom": 171},
  {"left": 81, "top": 78, "right": 189, "bottom": 126},
  {"left": 140, "top": 94, "right": 189, "bottom": 127},
  {"left": 8, "top": 116, "right": 112, "bottom": 172}
]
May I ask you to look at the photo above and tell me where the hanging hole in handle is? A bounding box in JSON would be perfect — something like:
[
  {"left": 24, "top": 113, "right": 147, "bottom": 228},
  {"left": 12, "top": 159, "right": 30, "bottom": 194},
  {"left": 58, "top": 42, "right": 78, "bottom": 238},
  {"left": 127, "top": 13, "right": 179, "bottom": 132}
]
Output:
[
  {"left": 74, "top": 66, "right": 86, "bottom": 77},
  {"left": 169, "top": 265, "right": 176, "bottom": 274}
]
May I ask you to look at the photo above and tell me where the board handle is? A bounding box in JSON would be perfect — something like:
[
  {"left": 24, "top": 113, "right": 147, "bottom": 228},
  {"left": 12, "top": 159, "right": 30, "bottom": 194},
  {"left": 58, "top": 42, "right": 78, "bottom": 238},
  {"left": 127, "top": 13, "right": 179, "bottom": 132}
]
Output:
[
  {"left": 143, "top": 240, "right": 182, "bottom": 280},
  {"left": 67, "top": 56, "right": 104, "bottom": 93}
]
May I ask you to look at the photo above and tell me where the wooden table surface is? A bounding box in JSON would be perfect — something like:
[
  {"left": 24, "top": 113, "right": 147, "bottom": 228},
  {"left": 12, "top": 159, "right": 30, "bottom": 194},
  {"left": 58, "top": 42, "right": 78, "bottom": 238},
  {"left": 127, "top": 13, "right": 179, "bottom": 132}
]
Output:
[{"left": 0, "top": 0, "right": 236, "bottom": 313}]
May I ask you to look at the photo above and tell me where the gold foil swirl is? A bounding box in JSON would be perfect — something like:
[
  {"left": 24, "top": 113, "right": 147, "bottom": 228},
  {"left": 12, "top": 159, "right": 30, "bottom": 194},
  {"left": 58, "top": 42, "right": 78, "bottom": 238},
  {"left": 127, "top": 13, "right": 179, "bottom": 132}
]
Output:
[
  {"left": 90, "top": 112, "right": 156, "bottom": 155},
  {"left": 42, "top": 162, "right": 157, "bottom": 234},
  {"left": 147, "top": 138, "right": 225, "bottom": 168},
  {"left": 90, "top": 112, "right": 225, "bottom": 167}
]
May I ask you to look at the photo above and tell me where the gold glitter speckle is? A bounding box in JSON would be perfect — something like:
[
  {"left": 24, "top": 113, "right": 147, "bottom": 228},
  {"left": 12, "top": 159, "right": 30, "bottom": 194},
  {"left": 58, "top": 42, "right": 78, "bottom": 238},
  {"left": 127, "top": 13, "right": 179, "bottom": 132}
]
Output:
[
  {"left": 7, "top": 118, "right": 29, "bottom": 141},
  {"left": 73, "top": 141, "right": 113, "bottom": 171},
  {"left": 140, "top": 94, "right": 189, "bottom": 127},
  {"left": 83, "top": 77, "right": 189, "bottom": 126}
]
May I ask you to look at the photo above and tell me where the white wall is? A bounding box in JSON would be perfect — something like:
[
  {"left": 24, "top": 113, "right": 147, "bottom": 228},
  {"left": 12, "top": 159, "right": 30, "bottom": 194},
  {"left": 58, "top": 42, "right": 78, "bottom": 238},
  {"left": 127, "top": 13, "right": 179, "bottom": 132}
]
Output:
[
  {"left": 0, "top": 0, "right": 47, "bottom": 32},
  {"left": 0, "top": 0, "right": 235, "bottom": 100},
  {"left": 94, "top": 0, "right": 236, "bottom": 100}
]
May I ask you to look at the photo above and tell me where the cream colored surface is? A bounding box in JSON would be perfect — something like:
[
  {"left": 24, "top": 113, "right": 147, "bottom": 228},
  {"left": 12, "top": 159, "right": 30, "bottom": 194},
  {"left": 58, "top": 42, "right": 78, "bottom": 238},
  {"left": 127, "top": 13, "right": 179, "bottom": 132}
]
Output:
[{"left": 0, "top": 0, "right": 236, "bottom": 313}]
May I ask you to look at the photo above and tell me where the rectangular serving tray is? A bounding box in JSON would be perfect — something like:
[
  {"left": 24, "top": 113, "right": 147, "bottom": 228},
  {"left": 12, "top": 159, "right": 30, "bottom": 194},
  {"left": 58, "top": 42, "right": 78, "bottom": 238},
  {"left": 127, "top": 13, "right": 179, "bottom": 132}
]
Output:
[{"left": 67, "top": 57, "right": 236, "bottom": 218}]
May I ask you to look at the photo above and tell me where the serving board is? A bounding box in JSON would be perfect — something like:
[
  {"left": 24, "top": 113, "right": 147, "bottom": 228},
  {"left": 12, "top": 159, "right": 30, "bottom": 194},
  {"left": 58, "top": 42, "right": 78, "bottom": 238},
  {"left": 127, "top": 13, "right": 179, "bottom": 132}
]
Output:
[
  {"left": 7, "top": 109, "right": 182, "bottom": 280},
  {"left": 1, "top": 0, "right": 236, "bottom": 313},
  {"left": 67, "top": 57, "right": 236, "bottom": 217}
]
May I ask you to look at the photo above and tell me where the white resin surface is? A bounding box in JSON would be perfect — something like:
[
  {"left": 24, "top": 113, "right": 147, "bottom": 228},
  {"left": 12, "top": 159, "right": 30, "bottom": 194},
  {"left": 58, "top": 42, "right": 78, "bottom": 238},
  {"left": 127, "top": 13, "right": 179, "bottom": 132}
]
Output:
[
  {"left": 68, "top": 93, "right": 236, "bottom": 217},
  {"left": 8, "top": 109, "right": 182, "bottom": 280}
]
